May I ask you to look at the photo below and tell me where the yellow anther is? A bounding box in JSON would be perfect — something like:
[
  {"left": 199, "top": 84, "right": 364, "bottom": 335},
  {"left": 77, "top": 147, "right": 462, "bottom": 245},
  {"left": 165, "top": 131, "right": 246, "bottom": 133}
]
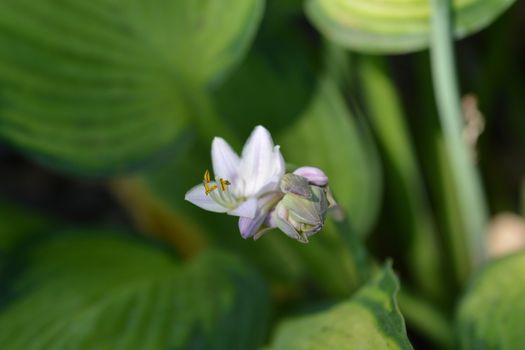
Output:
[
  {"left": 219, "top": 178, "right": 231, "bottom": 191},
  {"left": 203, "top": 169, "right": 217, "bottom": 195},
  {"left": 205, "top": 184, "right": 218, "bottom": 195},
  {"left": 204, "top": 169, "right": 211, "bottom": 183},
  {"left": 203, "top": 170, "right": 230, "bottom": 195}
]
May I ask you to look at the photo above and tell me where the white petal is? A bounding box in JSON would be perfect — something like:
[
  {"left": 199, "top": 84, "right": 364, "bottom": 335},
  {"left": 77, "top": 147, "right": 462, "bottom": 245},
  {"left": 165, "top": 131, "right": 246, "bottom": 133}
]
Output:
[
  {"left": 253, "top": 226, "right": 274, "bottom": 240},
  {"left": 227, "top": 197, "right": 258, "bottom": 218},
  {"left": 239, "top": 126, "right": 284, "bottom": 197},
  {"left": 211, "top": 137, "right": 239, "bottom": 181},
  {"left": 273, "top": 145, "right": 285, "bottom": 178},
  {"left": 238, "top": 214, "right": 266, "bottom": 239},
  {"left": 254, "top": 175, "right": 280, "bottom": 197},
  {"left": 293, "top": 166, "right": 328, "bottom": 186},
  {"left": 184, "top": 184, "right": 229, "bottom": 213}
]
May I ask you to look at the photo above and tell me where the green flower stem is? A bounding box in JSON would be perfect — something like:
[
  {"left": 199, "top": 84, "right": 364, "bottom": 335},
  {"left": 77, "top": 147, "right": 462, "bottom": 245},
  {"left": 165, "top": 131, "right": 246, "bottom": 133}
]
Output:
[
  {"left": 359, "top": 56, "right": 444, "bottom": 302},
  {"left": 429, "top": 0, "right": 488, "bottom": 279},
  {"left": 398, "top": 289, "right": 454, "bottom": 350},
  {"left": 335, "top": 213, "right": 454, "bottom": 348},
  {"left": 333, "top": 216, "right": 372, "bottom": 289}
]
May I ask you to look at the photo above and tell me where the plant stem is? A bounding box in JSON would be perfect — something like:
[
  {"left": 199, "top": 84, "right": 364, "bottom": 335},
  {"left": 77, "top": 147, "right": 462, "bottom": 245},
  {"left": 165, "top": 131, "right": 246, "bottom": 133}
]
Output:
[
  {"left": 429, "top": 0, "right": 488, "bottom": 279},
  {"left": 359, "top": 56, "right": 444, "bottom": 302},
  {"left": 398, "top": 289, "right": 455, "bottom": 350},
  {"left": 334, "top": 216, "right": 372, "bottom": 288}
]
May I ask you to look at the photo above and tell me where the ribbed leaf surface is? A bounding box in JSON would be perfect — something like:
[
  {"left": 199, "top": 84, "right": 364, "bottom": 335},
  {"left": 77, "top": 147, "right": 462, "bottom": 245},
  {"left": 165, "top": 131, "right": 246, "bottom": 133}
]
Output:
[
  {"left": 457, "top": 251, "right": 525, "bottom": 349},
  {"left": 0, "top": 231, "right": 270, "bottom": 350},
  {"left": 306, "top": 0, "right": 515, "bottom": 53},
  {"left": 0, "top": 0, "right": 263, "bottom": 174},
  {"left": 269, "top": 264, "right": 413, "bottom": 349}
]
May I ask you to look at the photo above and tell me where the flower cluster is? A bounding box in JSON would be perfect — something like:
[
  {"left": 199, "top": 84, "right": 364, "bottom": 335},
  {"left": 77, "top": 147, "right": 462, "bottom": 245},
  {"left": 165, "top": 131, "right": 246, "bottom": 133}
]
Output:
[{"left": 184, "top": 126, "right": 338, "bottom": 243}]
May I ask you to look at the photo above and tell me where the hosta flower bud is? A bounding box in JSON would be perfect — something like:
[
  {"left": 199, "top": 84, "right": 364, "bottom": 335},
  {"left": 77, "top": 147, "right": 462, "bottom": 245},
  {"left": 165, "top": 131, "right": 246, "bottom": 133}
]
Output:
[
  {"left": 280, "top": 173, "right": 311, "bottom": 198},
  {"left": 293, "top": 166, "right": 328, "bottom": 186},
  {"left": 271, "top": 173, "right": 332, "bottom": 243}
]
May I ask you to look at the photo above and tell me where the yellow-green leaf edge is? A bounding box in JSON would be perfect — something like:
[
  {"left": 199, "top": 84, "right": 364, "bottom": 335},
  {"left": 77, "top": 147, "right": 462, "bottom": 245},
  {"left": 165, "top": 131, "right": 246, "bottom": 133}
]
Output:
[
  {"left": 269, "top": 262, "right": 413, "bottom": 350},
  {"left": 305, "top": 0, "right": 515, "bottom": 54}
]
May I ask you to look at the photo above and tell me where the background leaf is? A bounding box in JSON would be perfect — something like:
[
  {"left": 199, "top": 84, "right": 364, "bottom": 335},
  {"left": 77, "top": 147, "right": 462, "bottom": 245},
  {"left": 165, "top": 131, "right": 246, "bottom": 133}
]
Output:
[
  {"left": 268, "top": 263, "right": 413, "bottom": 350},
  {"left": 0, "top": 0, "right": 263, "bottom": 175},
  {"left": 305, "top": 0, "right": 515, "bottom": 53},
  {"left": 456, "top": 251, "right": 525, "bottom": 350},
  {"left": 0, "top": 231, "right": 270, "bottom": 350},
  {"left": 139, "top": 0, "right": 266, "bottom": 85}
]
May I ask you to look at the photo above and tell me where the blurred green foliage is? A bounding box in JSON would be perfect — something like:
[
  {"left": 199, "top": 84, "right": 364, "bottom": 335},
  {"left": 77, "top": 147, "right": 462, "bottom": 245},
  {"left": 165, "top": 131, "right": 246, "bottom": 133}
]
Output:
[
  {"left": 457, "top": 251, "right": 525, "bottom": 349},
  {"left": 269, "top": 264, "right": 413, "bottom": 350},
  {"left": 306, "top": 0, "right": 515, "bottom": 53},
  {"left": 0, "top": 231, "right": 270, "bottom": 349},
  {"left": 271, "top": 265, "right": 412, "bottom": 350},
  {"left": 0, "top": 0, "right": 263, "bottom": 174},
  {"left": 0, "top": 0, "right": 523, "bottom": 349}
]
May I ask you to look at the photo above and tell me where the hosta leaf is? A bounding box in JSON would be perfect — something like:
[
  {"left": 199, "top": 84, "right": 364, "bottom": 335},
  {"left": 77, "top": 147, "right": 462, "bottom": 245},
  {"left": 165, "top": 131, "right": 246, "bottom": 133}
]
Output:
[
  {"left": 0, "top": 0, "right": 263, "bottom": 175},
  {"left": 0, "top": 231, "right": 270, "bottom": 350},
  {"left": 456, "top": 251, "right": 525, "bottom": 349},
  {"left": 123, "top": 0, "right": 265, "bottom": 85},
  {"left": 268, "top": 263, "right": 413, "bottom": 350},
  {"left": 305, "top": 0, "right": 515, "bottom": 53},
  {"left": 278, "top": 77, "right": 382, "bottom": 237}
]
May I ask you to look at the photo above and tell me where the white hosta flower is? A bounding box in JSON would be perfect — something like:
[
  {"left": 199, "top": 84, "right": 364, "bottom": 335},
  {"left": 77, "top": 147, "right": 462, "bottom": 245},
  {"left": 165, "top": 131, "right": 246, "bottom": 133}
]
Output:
[
  {"left": 185, "top": 126, "right": 339, "bottom": 242},
  {"left": 185, "top": 126, "right": 285, "bottom": 238}
]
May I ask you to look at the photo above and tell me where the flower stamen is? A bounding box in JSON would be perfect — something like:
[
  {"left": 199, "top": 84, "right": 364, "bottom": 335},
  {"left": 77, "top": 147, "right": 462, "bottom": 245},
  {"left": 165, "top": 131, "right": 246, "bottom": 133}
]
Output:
[
  {"left": 203, "top": 169, "right": 217, "bottom": 195},
  {"left": 219, "top": 178, "right": 231, "bottom": 191},
  {"left": 203, "top": 169, "right": 232, "bottom": 195}
]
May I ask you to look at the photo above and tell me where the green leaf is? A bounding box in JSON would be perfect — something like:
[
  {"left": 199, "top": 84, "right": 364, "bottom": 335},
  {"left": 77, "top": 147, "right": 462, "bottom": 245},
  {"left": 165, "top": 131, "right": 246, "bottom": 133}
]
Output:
[
  {"left": 0, "top": 0, "right": 263, "bottom": 175},
  {"left": 277, "top": 77, "right": 382, "bottom": 238},
  {"left": 123, "top": 0, "right": 265, "bottom": 85},
  {"left": 305, "top": 0, "right": 515, "bottom": 54},
  {"left": 0, "top": 231, "right": 270, "bottom": 350},
  {"left": 456, "top": 251, "right": 525, "bottom": 349},
  {"left": 268, "top": 263, "right": 413, "bottom": 350}
]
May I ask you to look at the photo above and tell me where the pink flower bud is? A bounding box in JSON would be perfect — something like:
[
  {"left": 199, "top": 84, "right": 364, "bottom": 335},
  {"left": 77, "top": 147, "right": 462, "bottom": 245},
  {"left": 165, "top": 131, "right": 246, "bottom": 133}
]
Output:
[{"left": 293, "top": 166, "right": 328, "bottom": 186}]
